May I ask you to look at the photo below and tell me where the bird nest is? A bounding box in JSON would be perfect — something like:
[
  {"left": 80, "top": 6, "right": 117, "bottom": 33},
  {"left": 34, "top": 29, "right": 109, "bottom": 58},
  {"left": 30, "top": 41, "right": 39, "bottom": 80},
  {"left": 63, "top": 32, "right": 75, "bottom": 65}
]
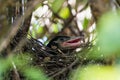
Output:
[
  {"left": 24, "top": 38, "right": 81, "bottom": 80},
  {"left": 2, "top": 37, "right": 88, "bottom": 80}
]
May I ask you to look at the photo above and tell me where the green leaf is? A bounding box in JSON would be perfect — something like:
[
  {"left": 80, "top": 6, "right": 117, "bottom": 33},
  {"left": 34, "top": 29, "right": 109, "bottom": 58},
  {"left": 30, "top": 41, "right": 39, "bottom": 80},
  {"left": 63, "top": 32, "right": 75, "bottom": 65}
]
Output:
[
  {"left": 59, "top": 7, "right": 70, "bottom": 19},
  {"left": 0, "top": 59, "right": 11, "bottom": 73},
  {"left": 51, "top": 0, "right": 65, "bottom": 13},
  {"left": 13, "top": 54, "right": 32, "bottom": 67},
  {"left": 71, "top": 65, "right": 120, "bottom": 80},
  {"left": 12, "top": 54, "right": 48, "bottom": 80},
  {"left": 52, "top": 24, "right": 59, "bottom": 33},
  {"left": 83, "top": 18, "right": 89, "bottom": 30},
  {"left": 97, "top": 11, "right": 120, "bottom": 57},
  {"left": 36, "top": 26, "right": 44, "bottom": 34},
  {"left": 24, "top": 67, "right": 48, "bottom": 80},
  {"left": 31, "top": 30, "right": 36, "bottom": 38},
  {"left": 0, "top": 57, "right": 14, "bottom": 79}
]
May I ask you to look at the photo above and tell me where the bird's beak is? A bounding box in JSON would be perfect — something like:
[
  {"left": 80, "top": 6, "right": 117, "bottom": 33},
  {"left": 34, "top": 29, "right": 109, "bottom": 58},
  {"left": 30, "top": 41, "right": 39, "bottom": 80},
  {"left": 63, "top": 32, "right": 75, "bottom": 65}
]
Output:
[{"left": 60, "top": 37, "right": 84, "bottom": 49}]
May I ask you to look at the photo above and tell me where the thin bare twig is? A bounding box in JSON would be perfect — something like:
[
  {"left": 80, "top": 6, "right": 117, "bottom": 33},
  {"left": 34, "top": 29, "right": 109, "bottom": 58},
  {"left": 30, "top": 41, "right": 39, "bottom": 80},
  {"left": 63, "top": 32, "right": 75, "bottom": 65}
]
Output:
[{"left": 51, "top": 58, "right": 79, "bottom": 78}]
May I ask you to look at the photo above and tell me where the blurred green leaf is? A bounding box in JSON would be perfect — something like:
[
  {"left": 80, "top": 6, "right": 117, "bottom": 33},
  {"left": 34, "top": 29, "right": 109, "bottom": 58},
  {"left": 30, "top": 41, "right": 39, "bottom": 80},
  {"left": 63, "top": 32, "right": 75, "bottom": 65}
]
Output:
[
  {"left": 71, "top": 65, "right": 120, "bottom": 80},
  {"left": 13, "top": 54, "right": 32, "bottom": 68},
  {"left": 0, "top": 59, "right": 11, "bottom": 73},
  {"left": 97, "top": 11, "right": 120, "bottom": 57},
  {"left": 52, "top": 24, "right": 59, "bottom": 33},
  {"left": 0, "top": 57, "right": 15, "bottom": 79},
  {"left": 59, "top": 7, "right": 70, "bottom": 19},
  {"left": 10, "top": 54, "right": 48, "bottom": 80},
  {"left": 24, "top": 67, "right": 48, "bottom": 80},
  {"left": 51, "top": 0, "right": 65, "bottom": 13},
  {"left": 83, "top": 18, "right": 89, "bottom": 30},
  {"left": 36, "top": 26, "right": 44, "bottom": 34},
  {"left": 13, "top": 54, "right": 48, "bottom": 80},
  {"left": 31, "top": 30, "right": 36, "bottom": 38}
]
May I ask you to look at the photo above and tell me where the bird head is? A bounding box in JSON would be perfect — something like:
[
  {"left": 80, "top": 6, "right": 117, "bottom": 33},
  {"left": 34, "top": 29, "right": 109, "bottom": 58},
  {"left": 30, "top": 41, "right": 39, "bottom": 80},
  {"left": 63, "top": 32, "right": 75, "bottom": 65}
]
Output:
[{"left": 47, "top": 36, "right": 84, "bottom": 52}]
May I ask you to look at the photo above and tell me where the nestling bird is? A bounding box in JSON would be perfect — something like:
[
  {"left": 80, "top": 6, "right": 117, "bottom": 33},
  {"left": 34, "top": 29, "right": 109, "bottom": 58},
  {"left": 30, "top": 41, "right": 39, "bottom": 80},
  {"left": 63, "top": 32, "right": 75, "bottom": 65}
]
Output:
[{"left": 47, "top": 36, "right": 84, "bottom": 54}]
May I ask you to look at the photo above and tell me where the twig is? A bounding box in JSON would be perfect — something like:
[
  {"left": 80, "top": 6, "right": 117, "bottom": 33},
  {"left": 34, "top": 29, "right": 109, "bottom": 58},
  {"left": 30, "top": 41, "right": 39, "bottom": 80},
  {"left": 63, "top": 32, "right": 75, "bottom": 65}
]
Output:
[
  {"left": 51, "top": 58, "right": 79, "bottom": 78},
  {"left": 11, "top": 61, "right": 21, "bottom": 80}
]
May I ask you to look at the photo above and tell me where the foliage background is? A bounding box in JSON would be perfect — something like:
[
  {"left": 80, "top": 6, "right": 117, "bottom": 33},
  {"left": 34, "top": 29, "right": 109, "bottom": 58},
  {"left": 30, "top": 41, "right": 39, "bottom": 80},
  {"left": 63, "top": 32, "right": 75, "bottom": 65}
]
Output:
[{"left": 0, "top": 0, "right": 120, "bottom": 80}]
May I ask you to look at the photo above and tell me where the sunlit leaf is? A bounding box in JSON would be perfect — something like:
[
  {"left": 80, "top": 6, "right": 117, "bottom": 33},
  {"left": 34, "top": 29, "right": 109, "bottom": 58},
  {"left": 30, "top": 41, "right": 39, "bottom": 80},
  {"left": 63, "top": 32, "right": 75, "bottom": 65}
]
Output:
[
  {"left": 71, "top": 65, "right": 120, "bottom": 80},
  {"left": 52, "top": 24, "right": 59, "bottom": 33},
  {"left": 83, "top": 18, "right": 89, "bottom": 30},
  {"left": 59, "top": 7, "right": 70, "bottom": 19},
  {"left": 36, "top": 26, "right": 44, "bottom": 34},
  {"left": 31, "top": 30, "right": 36, "bottom": 38},
  {"left": 51, "top": 0, "right": 65, "bottom": 13}
]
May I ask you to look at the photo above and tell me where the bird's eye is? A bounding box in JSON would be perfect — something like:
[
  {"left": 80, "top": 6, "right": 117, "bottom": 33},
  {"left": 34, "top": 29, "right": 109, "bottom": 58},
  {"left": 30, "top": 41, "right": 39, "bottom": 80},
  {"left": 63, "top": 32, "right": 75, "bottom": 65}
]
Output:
[{"left": 59, "top": 38, "right": 65, "bottom": 41}]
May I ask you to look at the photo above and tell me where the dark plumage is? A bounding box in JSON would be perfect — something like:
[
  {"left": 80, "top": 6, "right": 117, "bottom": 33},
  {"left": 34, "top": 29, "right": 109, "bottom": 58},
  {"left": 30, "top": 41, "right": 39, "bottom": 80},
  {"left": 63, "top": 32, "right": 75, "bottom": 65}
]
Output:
[{"left": 47, "top": 36, "right": 84, "bottom": 53}]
